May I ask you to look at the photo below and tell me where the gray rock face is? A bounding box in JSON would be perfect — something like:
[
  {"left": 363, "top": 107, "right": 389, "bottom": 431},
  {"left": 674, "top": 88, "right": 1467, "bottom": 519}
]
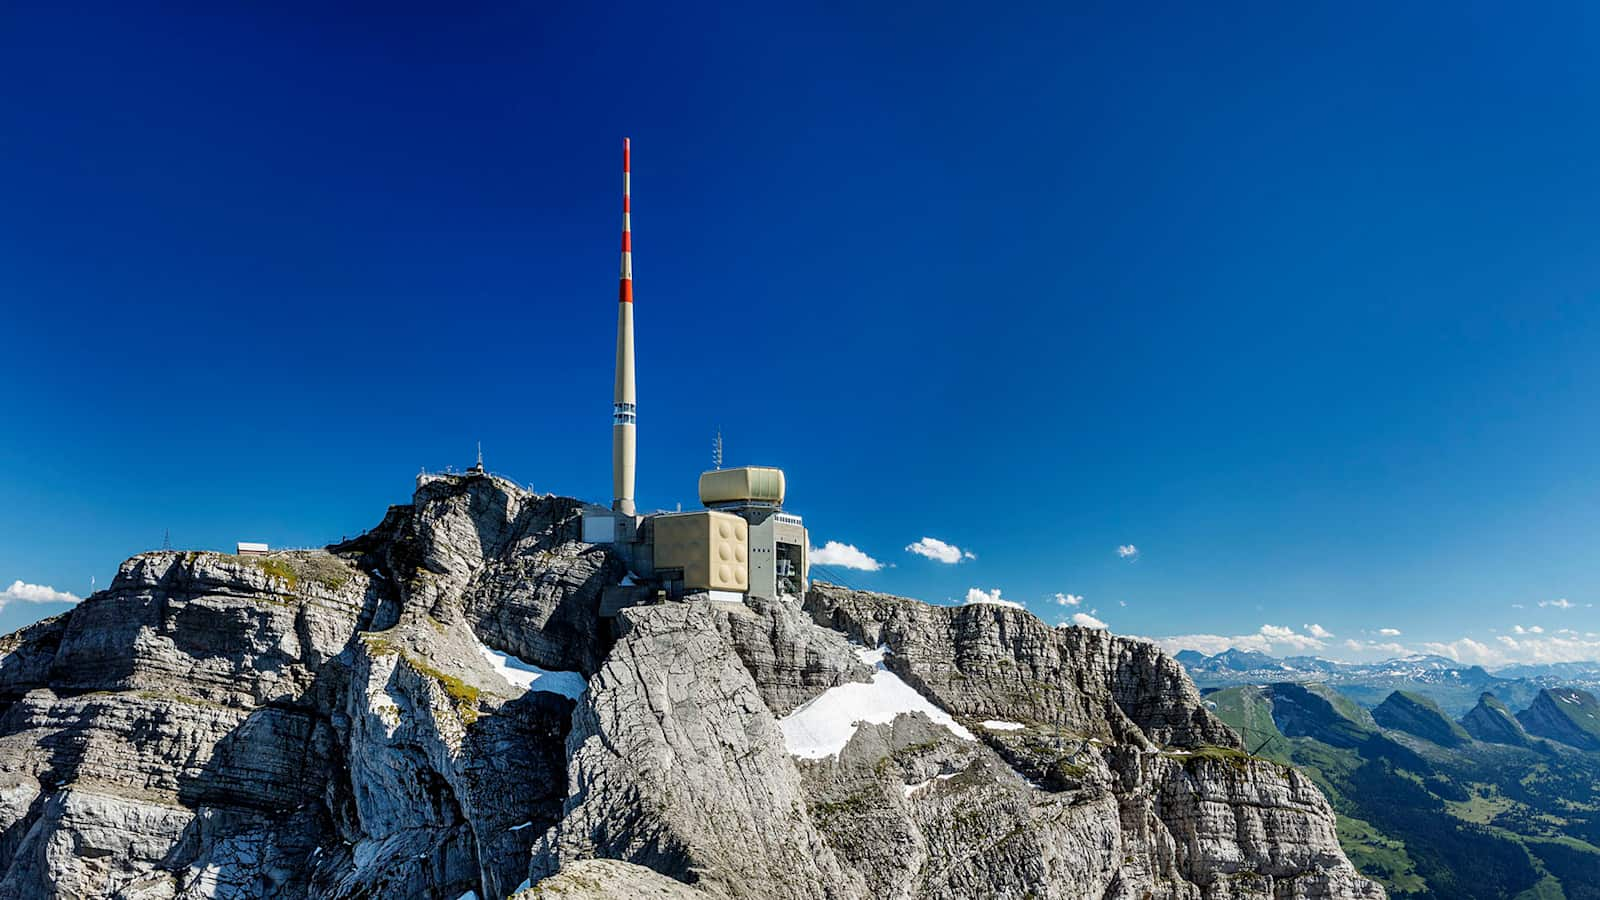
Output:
[
  {"left": 510, "top": 858, "right": 708, "bottom": 898},
  {"left": 530, "top": 601, "right": 864, "bottom": 899},
  {"left": 342, "top": 473, "right": 624, "bottom": 675},
  {"left": 0, "top": 474, "right": 1383, "bottom": 898},
  {"left": 713, "top": 594, "right": 873, "bottom": 716},
  {"left": 803, "top": 584, "right": 1239, "bottom": 750}
]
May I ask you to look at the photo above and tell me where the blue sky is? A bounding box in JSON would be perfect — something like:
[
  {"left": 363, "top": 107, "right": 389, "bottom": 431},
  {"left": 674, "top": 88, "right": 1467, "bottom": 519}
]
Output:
[{"left": 4, "top": 2, "right": 1600, "bottom": 666}]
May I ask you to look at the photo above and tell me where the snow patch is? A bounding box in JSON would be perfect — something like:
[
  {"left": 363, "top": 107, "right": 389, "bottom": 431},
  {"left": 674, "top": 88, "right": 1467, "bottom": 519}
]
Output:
[
  {"left": 475, "top": 641, "right": 587, "bottom": 700},
  {"left": 900, "top": 772, "right": 957, "bottom": 798},
  {"left": 980, "top": 720, "right": 1025, "bottom": 732},
  {"left": 856, "top": 646, "right": 888, "bottom": 666},
  {"left": 779, "top": 646, "right": 975, "bottom": 759}
]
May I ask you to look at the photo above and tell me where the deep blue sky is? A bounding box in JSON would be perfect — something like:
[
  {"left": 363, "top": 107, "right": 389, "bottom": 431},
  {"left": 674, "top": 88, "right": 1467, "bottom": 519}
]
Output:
[{"left": 5, "top": 2, "right": 1600, "bottom": 665}]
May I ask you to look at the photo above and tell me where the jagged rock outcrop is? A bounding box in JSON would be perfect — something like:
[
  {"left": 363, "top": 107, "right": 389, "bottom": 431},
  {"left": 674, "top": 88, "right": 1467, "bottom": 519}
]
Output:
[
  {"left": 530, "top": 601, "right": 865, "bottom": 898},
  {"left": 1460, "top": 692, "right": 1532, "bottom": 747},
  {"left": 0, "top": 473, "right": 1383, "bottom": 898},
  {"left": 1371, "top": 691, "right": 1470, "bottom": 748},
  {"left": 803, "top": 584, "right": 1239, "bottom": 750}
]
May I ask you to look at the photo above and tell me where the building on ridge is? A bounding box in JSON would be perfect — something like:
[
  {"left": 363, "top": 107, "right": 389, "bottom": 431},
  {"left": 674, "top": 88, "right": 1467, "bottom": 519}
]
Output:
[{"left": 580, "top": 138, "right": 808, "bottom": 611}]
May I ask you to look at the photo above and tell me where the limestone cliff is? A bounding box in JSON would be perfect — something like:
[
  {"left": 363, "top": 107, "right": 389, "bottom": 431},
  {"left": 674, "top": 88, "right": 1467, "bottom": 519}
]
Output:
[{"left": 0, "top": 473, "right": 1383, "bottom": 898}]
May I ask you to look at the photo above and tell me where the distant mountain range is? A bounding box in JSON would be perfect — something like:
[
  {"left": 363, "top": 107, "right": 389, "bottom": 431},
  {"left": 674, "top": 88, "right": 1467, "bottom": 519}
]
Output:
[{"left": 1175, "top": 648, "right": 1600, "bottom": 715}]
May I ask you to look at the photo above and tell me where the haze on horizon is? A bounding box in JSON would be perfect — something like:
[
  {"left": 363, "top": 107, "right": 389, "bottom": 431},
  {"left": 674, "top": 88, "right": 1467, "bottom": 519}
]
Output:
[{"left": 4, "top": 3, "right": 1600, "bottom": 668}]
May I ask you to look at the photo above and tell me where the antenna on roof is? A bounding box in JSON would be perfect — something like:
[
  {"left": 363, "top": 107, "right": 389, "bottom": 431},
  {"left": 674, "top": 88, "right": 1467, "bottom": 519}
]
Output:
[
  {"left": 713, "top": 428, "right": 724, "bottom": 470},
  {"left": 162, "top": 529, "right": 171, "bottom": 551},
  {"left": 471, "top": 441, "right": 485, "bottom": 474}
]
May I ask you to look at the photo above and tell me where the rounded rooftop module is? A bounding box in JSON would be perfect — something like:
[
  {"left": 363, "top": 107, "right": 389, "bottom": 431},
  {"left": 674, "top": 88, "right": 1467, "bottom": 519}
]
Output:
[{"left": 699, "top": 466, "right": 785, "bottom": 507}]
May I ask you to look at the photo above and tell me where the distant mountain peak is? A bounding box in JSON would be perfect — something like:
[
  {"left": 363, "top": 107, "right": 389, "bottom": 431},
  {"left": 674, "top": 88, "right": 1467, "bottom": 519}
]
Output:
[
  {"left": 1460, "top": 691, "right": 1532, "bottom": 747},
  {"left": 1518, "top": 687, "right": 1600, "bottom": 751},
  {"left": 1373, "top": 690, "right": 1471, "bottom": 747}
]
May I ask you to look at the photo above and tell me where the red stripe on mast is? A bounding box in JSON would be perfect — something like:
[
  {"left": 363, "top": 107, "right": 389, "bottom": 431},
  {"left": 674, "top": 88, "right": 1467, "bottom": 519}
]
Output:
[{"left": 620, "top": 137, "right": 633, "bottom": 303}]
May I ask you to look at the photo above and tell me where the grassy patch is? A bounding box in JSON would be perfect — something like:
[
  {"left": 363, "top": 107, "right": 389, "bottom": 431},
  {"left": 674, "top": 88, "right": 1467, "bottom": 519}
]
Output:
[
  {"left": 1447, "top": 784, "right": 1517, "bottom": 825},
  {"left": 1511, "top": 874, "right": 1568, "bottom": 900},
  {"left": 1338, "top": 813, "right": 1427, "bottom": 895},
  {"left": 252, "top": 558, "right": 298, "bottom": 590},
  {"left": 399, "top": 653, "right": 481, "bottom": 724},
  {"left": 1164, "top": 744, "right": 1272, "bottom": 774}
]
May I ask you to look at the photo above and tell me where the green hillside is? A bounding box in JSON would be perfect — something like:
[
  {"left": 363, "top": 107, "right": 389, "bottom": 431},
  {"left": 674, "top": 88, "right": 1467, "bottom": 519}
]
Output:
[
  {"left": 1206, "top": 682, "right": 1600, "bottom": 899},
  {"left": 1519, "top": 688, "right": 1600, "bottom": 751},
  {"left": 1262, "top": 681, "right": 1377, "bottom": 748}
]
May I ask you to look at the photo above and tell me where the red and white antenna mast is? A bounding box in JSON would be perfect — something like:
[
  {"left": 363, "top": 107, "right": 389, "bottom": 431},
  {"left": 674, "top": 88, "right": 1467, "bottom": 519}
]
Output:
[{"left": 612, "top": 138, "right": 637, "bottom": 516}]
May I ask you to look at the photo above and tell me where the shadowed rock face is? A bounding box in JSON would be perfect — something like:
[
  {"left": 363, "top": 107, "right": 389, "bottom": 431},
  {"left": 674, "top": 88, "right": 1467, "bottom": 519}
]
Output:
[
  {"left": 0, "top": 474, "right": 1383, "bottom": 899},
  {"left": 1460, "top": 692, "right": 1532, "bottom": 747},
  {"left": 1517, "top": 688, "right": 1600, "bottom": 751},
  {"left": 1371, "top": 691, "right": 1471, "bottom": 748}
]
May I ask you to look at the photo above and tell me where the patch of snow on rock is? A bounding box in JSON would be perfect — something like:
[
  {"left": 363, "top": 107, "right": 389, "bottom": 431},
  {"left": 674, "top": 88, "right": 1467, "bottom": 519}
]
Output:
[
  {"left": 856, "top": 646, "right": 888, "bottom": 666},
  {"left": 981, "top": 720, "right": 1025, "bottom": 731},
  {"left": 901, "top": 772, "right": 957, "bottom": 797},
  {"left": 475, "top": 640, "right": 587, "bottom": 700},
  {"left": 780, "top": 645, "right": 974, "bottom": 759}
]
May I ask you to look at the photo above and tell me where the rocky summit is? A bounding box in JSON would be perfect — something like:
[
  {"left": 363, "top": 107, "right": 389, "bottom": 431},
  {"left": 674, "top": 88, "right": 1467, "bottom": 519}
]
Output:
[{"left": 0, "top": 473, "right": 1383, "bottom": 899}]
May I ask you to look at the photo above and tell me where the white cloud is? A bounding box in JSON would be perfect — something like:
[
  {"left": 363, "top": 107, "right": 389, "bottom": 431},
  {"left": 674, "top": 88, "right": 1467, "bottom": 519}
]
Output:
[
  {"left": 906, "top": 537, "right": 970, "bottom": 564},
  {"left": 1258, "top": 624, "right": 1327, "bottom": 651},
  {"left": 1305, "top": 623, "right": 1333, "bottom": 639},
  {"left": 1054, "top": 593, "right": 1083, "bottom": 607},
  {"left": 964, "top": 588, "right": 1022, "bottom": 609},
  {"left": 1513, "top": 625, "right": 1545, "bottom": 635},
  {"left": 1540, "top": 598, "right": 1575, "bottom": 609},
  {"left": 809, "top": 541, "right": 883, "bottom": 572},
  {"left": 1377, "top": 627, "right": 1401, "bottom": 637},
  {"left": 0, "top": 580, "right": 81, "bottom": 610},
  {"left": 1152, "top": 623, "right": 1326, "bottom": 656},
  {"left": 1070, "top": 612, "right": 1107, "bottom": 629},
  {"left": 1422, "top": 632, "right": 1600, "bottom": 668},
  {"left": 1116, "top": 544, "right": 1139, "bottom": 559}
]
